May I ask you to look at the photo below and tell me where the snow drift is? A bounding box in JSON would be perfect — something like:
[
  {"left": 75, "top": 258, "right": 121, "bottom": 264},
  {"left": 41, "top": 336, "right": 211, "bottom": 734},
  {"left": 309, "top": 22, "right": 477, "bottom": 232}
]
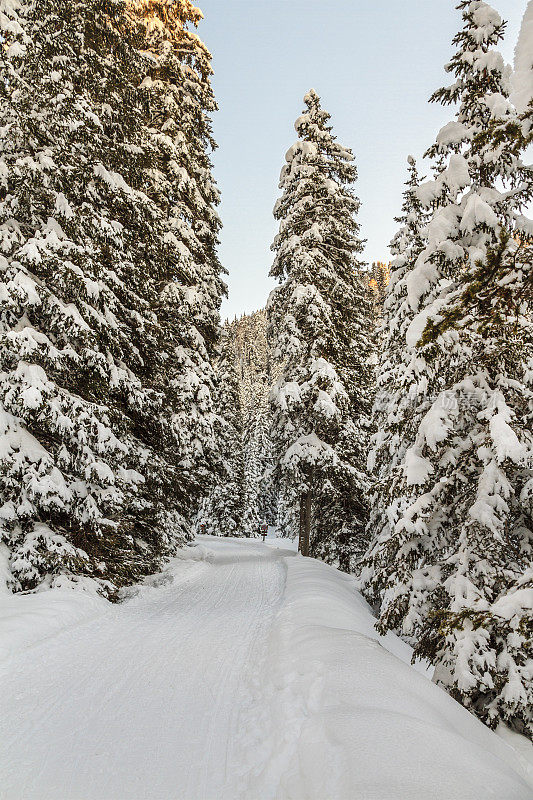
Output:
[{"left": 241, "top": 553, "right": 533, "bottom": 800}]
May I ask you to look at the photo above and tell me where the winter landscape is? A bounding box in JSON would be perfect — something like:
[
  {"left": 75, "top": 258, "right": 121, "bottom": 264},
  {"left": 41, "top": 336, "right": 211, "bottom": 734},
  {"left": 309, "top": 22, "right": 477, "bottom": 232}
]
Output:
[{"left": 1, "top": 1, "right": 533, "bottom": 798}]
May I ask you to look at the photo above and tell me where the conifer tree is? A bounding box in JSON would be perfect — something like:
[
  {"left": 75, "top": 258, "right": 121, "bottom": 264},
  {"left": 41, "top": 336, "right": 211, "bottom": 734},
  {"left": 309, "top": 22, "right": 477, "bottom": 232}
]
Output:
[
  {"left": 368, "top": 261, "right": 391, "bottom": 310},
  {"left": 268, "top": 90, "right": 374, "bottom": 571},
  {"left": 0, "top": 0, "right": 224, "bottom": 592},
  {"left": 196, "top": 336, "right": 245, "bottom": 537},
  {"left": 135, "top": 0, "right": 226, "bottom": 516},
  {"left": 241, "top": 408, "right": 265, "bottom": 537},
  {"left": 241, "top": 400, "right": 277, "bottom": 536},
  {"left": 361, "top": 156, "right": 431, "bottom": 605},
  {"left": 225, "top": 309, "right": 279, "bottom": 537},
  {"left": 362, "top": 2, "right": 533, "bottom": 737}
]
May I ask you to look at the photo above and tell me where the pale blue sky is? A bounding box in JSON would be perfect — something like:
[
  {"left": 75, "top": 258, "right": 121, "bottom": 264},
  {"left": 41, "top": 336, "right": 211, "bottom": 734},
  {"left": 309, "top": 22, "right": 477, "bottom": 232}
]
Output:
[{"left": 198, "top": 0, "right": 527, "bottom": 320}]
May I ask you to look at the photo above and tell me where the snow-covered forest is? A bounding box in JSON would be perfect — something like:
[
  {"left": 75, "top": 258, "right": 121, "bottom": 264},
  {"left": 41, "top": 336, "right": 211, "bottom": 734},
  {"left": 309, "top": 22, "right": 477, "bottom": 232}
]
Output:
[{"left": 1, "top": 1, "right": 532, "bottom": 798}]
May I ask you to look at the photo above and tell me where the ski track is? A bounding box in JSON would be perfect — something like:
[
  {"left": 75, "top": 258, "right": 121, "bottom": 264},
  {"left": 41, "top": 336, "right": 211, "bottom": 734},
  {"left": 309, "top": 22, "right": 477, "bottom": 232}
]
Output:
[{"left": 0, "top": 538, "right": 286, "bottom": 800}]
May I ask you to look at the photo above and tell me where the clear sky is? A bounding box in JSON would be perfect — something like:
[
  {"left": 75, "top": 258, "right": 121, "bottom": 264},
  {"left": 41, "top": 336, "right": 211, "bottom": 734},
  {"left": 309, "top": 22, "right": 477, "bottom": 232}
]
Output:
[{"left": 197, "top": 0, "right": 527, "bottom": 320}]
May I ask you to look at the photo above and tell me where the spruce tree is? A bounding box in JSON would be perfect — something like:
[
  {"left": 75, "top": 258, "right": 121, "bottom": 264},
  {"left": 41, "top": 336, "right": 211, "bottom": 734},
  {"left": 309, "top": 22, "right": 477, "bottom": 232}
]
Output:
[
  {"left": 241, "top": 399, "right": 277, "bottom": 536},
  {"left": 196, "top": 336, "right": 245, "bottom": 538},
  {"left": 226, "top": 310, "right": 278, "bottom": 537},
  {"left": 135, "top": 0, "right": 226, "bottom": 518},
  {"left": 268, "top": 90, "right": 374, "bottom": 571},
  {"left": 241, "top": 407, "right": 265, "bottom": 537},
  {"left": 0, "top": 0, "right": 224, "bottom": 592},
  {"left": 368, "top": 261, "right": 391, "bottom": 310},
  {"left": 363, "top": 2, "right": 533, "bottom": 737},
  {"left": 360, "top": 156, "right": 431, "bottom": 608}
]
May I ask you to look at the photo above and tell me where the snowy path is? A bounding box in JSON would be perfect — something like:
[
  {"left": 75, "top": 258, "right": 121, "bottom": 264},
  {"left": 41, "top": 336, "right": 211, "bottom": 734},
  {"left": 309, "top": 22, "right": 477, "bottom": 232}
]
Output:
[
  {"left": 0, "top": 538, "right": 286, "bottom": 800},
  {"left": 1, "top": 536, "right": 532, "bottom": 800}
]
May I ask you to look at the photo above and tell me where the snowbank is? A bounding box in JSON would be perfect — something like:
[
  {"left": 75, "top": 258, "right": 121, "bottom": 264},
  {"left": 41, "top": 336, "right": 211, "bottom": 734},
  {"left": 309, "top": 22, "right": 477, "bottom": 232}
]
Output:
[
  {"left": 0, "top": 586, "right": 107, "bottom": 664},
  {"left": 263, "top": 535, "right": 299, "bottom": 553},
  {"left": 0, "top": 543, "right": 216, "bottom": 663},
  {"left": 243, "top": 555, "right": 533, "bottom": 800}
]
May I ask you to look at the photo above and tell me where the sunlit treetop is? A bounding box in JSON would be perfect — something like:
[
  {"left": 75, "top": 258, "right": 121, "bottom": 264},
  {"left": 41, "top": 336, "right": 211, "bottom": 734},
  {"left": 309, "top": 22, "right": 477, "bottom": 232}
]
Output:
[
  {"left": 128, "top": 0, "right": 203, "bottom": 24},
  {"left": 125, "top": 0, "right": 210, "bottom": 65}
]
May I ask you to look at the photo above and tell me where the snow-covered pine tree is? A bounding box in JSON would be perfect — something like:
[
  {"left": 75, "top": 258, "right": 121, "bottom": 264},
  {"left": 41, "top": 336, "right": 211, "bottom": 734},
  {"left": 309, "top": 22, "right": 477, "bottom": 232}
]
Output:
[
  {"left": 360, "top": 156, "right": 431, "bottom": 607},
  {"left": 0, "top": 0, "right": 224, "bottom": 593},
  {"left": 134, "top": 0, "right": 226, "bottom": 519},
  {"left": 241, "top": 399, "right": 277, "bottom": 536},
  {"left": 256, "top": 433, "right": 278, "bottom": 531},
  {"left": 268, "top": 90, "right": 375, "bottom": 571},
  {"left": 225, "top": 310, "right": 279, "bottom": 536},
  {"left": 368, "top": 261, "right": 391, "bottom": 311},
  {"left": 241, "top": 408, "right": 264, "bottom": 537},
  {"left": 196, "top": 335, "right": 245, "bottom": 538},
  {"left": 363, "top": 1, "right": 533, "bottom": 737}
]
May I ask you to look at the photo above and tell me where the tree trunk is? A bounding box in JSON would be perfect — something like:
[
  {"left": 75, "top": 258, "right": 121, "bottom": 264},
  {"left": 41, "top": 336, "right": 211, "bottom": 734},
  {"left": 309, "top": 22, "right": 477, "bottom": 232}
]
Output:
[{"left": 298, "top": 491, "right": 312, "bottom": 556}]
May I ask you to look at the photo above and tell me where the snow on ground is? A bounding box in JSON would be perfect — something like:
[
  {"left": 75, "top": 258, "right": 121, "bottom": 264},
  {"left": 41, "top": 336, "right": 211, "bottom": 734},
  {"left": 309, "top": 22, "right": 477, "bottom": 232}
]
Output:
[
  {"left": 1, "top": 536, "right": 532, "bottom": 800},
  {"left": 242, "top": 555, "right": 533, "bottom": 800},
  {"left": 263, "top": 535, "right": 298, "bottom": 552}
]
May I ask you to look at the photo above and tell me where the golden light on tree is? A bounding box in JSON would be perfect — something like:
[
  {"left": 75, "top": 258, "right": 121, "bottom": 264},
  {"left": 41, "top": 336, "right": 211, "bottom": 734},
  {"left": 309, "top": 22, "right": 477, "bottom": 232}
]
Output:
[
  {"left": 122, "top": 0, "right": 212, "bottom": 70},
  {"left": 125, "top": 0, "right": 203, "bottom": 29},
  {"left": 367, "top": 261, "right": 391, "bottom": 305}
]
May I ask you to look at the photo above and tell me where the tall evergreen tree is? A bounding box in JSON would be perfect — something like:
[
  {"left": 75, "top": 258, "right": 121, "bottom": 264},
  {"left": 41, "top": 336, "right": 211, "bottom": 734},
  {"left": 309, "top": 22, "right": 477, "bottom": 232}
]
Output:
[
  {"left": 362, "top": 2, "right": 533, "bottom": 737},
  {"left": 0, "top": 0, "right": 224, "bottom": 593},
  {"left": 368, "top": 261, "right": 391, "bottom": 310},
  {"left": 221, "top": 310, "right": 279, "bottom": 537},
  {"left": 268, "top": 90, "right": 374, "bottom": 571},
  {"left": 241, "top": 399, "right": 277, "bottom": 536},
  {"left": 361, "top": 156, "right": 431, "bottom": 607},
  {"left": 135, "top": 0, "right": 226, "bottom": 517},
  {"left": 196, "top": 335, "right": 245, "bottom": 538}
]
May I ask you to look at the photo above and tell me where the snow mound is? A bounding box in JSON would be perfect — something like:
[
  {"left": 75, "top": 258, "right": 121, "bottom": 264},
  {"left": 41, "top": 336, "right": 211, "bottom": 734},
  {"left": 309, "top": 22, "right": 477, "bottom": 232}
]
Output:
[
  {"left": 242, "top": 555, "right": 533, "bottom": 800},
  {"left": 0, "top": 585, "right": 107, "bottom": 664}
]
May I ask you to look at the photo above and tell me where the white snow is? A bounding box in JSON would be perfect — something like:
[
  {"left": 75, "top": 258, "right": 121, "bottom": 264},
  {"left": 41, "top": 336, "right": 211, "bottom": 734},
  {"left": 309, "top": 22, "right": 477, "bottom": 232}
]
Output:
[
  {"left": 492, "top": 585, "right": 533, "bottom": 621},
  {"left": 436, "top": 120, "right": 471, "bottom": 148},
  {"left": 511, "top": 1, "right": 533, "bottom": 114},
  {"left": 242, "top": 552, "right": 533, "bottom": 800},
  {"left": 471, "top": 2, "right": 502, "bottom": 35},
  {"left": 405, "top": 297, "right": 447, "bottom": 346},
  {"left": 403, "top": 445, "right": 434, "bottom": 485},
  {"left": 282, "top": 432, "right": 338, "bottom": 468},
  {"left": 445, "top": 153, "right": 471, "bottom": 195},
  {"left": 490, "top": 404, "right": 527, "bottom": 464},
  {"left": 1, "top": 537, "right": 532, "bottom": 800},
  {"left": 460, "top": 191, "right": 499, "bottom": 233},
  {"left": 54, "top": 192, "right": 74, "bottom": 219}
]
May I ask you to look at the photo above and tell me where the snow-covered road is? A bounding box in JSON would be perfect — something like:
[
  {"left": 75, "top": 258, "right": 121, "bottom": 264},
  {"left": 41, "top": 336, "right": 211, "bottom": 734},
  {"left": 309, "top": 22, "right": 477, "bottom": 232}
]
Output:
[
  {"left": 1, "top": 536, "right": 532, "bottom": 800},
  {"left": 0, "top": 538, "right": 287, "bottom": 800}
]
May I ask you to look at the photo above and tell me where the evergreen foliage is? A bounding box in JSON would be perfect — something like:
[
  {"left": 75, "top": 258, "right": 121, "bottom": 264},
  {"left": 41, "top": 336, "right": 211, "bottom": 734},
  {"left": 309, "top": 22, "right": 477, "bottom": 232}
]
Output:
[
  {"left": 196, "top": 334, "right": 245, "bottom": 538},
  {"left": 368, "top": 261, "right": 391, "bottom": 310},
  {"left": 225, "top": 310, "right": 278, "bottom": 537},
  {"left": 136, "top": 0, "right": 226, "bottom": 516},
  {"left": 361, "top": 155, "right": 431, "bottom": 611},
  {"left": 362, "top": 1, "right": 533, "bottom": 737},
  {"left": 268, "top": 90, "right": 375, "bottom": 571},
  {"left": 241, "top": 400, "right": 277, "bottom": 536},
  {"left": 0, "top": 0, "right": 224, "bottom": 593}
]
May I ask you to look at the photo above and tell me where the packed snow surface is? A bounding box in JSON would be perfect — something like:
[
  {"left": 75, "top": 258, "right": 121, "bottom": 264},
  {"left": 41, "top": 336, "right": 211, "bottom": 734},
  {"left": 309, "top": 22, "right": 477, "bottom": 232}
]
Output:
[{"left": 1, "top": 536, "right": 532, "bottom": 800}]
